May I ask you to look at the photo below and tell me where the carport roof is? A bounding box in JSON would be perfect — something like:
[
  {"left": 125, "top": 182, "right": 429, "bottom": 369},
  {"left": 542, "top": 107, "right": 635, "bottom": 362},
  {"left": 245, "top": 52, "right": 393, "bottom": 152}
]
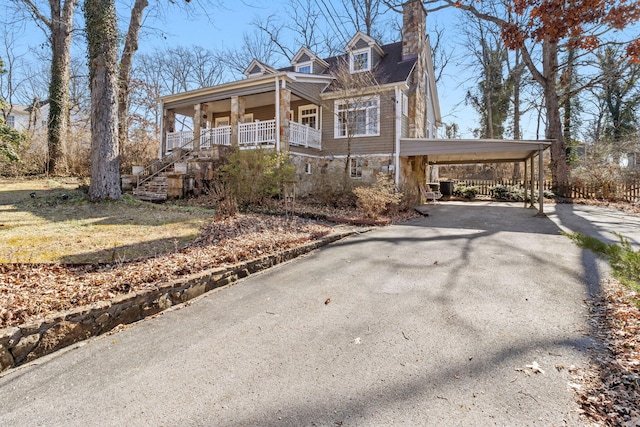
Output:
[{"left": 400, "top": 138, "right": 552, "bottom": 164}]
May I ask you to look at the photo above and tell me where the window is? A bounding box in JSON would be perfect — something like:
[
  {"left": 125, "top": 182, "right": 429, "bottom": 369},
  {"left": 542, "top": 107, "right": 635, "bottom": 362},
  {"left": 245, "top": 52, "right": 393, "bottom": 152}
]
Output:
[
  {"left": 305, "top": 163, "right": 312, "bottom": 174},
  {"left": 215, "top": 116, "right": 230, "bottom": 127},
  {"left": 243, "top": 113, "right": 254, "bottom": 123},
  {"left": 7, "top": 115, "right": 15, "bottom": 128},
  {"left": 334, "top": 96, "right": 379, "bottom": 138},
  {"left": 298, "top": 105, "right": 319, "bottom": 129},
  {"left": 296, "top": 62, "right": 312, "bottom": 73},
  {"left": 350, "top": 48, "right": 370, "bottom": 73},
  {"left": 350, "top": 158, "right": 363, "bottom": 178}
]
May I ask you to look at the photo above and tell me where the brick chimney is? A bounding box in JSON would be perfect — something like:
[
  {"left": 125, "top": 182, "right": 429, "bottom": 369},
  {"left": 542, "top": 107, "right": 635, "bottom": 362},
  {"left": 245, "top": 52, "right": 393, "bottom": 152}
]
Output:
[{"left": 402, "top": 0, "right": 427, "bottom": 61}]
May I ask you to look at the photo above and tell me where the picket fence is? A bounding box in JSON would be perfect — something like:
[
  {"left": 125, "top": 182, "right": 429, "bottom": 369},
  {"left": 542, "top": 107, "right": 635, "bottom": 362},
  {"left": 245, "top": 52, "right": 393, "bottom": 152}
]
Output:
[{"left": 452, "top": 179, "right": 640, "bottom": 203}]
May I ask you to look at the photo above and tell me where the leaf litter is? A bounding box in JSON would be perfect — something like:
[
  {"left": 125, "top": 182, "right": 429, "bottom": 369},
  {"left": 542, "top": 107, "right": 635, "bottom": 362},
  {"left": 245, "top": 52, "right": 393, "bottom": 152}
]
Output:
[
  {"left": 0, "top": 214, "right": 332, "bottom": 329},
  {"left": 573, "top": 279, "right": 640, "bottom": 426}
]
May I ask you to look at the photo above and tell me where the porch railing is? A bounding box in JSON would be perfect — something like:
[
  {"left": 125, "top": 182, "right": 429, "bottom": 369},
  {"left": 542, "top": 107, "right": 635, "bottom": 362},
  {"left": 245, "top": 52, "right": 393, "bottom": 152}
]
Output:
[
  {"left": 290, "top": 121, "right": 321, "bottom": 149},
  {"left": 200, "top": 126, "right": 231, "bottom": 148},
  {"left": 166, "top": 119, "right": 322, "bottom": 151},
  {"left": 238, "top": 119, "right": 276, "bottom": 146},
  {"left": 166, "top": 130, "right": 194, "bottom": 152}
]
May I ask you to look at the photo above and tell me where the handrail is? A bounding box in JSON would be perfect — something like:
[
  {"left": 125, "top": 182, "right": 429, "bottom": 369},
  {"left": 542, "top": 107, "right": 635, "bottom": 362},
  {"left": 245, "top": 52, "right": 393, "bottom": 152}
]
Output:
[{"left": 135, "top": 136, "right": 196, "bottom": 190}]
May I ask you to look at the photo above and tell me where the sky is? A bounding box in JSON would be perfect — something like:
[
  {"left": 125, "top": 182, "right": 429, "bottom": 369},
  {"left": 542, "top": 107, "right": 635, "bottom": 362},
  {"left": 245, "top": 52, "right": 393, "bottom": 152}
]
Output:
[{"left": 3, "top": 0, "right": 639, "bottom": 140}]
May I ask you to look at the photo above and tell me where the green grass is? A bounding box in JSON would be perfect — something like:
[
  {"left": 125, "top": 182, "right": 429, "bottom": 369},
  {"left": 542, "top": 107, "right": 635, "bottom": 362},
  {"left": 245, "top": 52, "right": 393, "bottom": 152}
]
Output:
[
  {"left": 564, "top": 231, "right": 640, "bottom": 297},
  {"left": 0, "top": 178, "right": 215, "bottom": 263}
]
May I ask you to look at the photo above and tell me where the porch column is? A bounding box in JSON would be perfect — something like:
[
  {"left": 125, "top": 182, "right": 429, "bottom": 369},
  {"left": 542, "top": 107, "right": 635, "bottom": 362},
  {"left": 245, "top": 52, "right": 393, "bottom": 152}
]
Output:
[
  {"left": 162, "top": 109, "right": 176, "bottom": 155},
  {"left": 193, "top": 103, "right": 204, "bottom": 151},
  {"left": 230, "top": 96, "right": 245, "bottom": 147},
  {"left": 279, "top": 87, "right": 291, "bottom": 151}
]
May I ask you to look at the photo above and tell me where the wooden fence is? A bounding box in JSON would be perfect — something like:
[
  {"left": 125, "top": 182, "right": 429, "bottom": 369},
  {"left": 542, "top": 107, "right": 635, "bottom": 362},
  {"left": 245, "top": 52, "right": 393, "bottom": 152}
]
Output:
[{"left": 452, "top": 179, "right": 640, "bottom": 202}]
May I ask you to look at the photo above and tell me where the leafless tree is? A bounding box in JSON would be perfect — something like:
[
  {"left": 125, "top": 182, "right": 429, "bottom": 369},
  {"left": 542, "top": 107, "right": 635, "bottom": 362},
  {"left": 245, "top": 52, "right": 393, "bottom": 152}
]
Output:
[{"left": 10, "top": 0, "right": 76, "bottom": 175}]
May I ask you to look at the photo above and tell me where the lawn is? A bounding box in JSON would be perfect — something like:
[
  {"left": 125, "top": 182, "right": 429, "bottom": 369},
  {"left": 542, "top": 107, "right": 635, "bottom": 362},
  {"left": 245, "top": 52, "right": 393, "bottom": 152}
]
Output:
[{"left": 0, "top": 178, "right": 215, "bottom": 263}]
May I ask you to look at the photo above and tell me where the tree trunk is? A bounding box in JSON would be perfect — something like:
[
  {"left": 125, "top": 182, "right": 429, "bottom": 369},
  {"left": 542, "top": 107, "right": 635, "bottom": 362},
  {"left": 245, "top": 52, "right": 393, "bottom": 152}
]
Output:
[
  {"left": 86, "top": 0, "right": 122, "bottom": 201},
  {"left": 118, "top": 0, "right": 149, "bottom": 160},
  {"left": 47, "top": 0, "right": 75, "bottom": 175},
  {"left": 542, "top": 40, "right": 569, "bottom": 195},
  {"left": 512, "top": 49, "right": 522, "bottom": 179}
]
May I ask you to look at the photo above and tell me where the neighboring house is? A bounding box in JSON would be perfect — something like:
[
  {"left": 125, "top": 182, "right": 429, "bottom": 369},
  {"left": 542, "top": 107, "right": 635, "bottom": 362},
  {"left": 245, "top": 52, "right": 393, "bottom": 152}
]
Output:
[
  {"left": 154, "top": 0, "right": 441, "bottom": 197},
  {"left": 1, "top": 101, "right": 49, "bottom": 134}
]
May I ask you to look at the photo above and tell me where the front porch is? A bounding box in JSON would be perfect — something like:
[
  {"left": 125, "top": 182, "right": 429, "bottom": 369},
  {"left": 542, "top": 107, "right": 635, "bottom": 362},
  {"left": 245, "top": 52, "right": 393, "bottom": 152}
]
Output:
[
  {"left": 165, "top": 120, "right": 322, "bottom": 153},
  {"left": 159, "top": 72, "right": 333, "bottom": 156}
]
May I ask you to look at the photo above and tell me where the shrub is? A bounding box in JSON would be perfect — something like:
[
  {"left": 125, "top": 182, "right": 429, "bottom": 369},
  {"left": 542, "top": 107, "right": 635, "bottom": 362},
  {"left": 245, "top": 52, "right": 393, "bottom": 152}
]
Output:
[
  {"left": 490, "top": 184, "right": 555, "bottom": 202},
  {"left": 453, "top": 183, "right": 478, "bottom": 199},
  {"left": 218, "top": 147, "right": 295, "bottom": 210},
  {"left": 352, "top": 175, "right": 403, "bottom": 219}
]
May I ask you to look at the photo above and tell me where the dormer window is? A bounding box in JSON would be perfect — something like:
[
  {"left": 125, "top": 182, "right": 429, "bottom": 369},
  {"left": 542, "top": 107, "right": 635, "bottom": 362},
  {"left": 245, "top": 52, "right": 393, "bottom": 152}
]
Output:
[
  {"left": 291, "top": 47, "right": 329, "bottom": 75},
  {"left": 296, "top": 62, "right": 312, "bottom": 73},
  {"left": 350, "top": 48, "right": 370, "bottom": 73}
]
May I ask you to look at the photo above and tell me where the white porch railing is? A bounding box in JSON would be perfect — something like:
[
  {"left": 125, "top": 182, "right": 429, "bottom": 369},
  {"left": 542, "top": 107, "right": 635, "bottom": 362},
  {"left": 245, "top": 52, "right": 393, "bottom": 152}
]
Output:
[
  {"left": 290, "top": 121, "right": 321, "bottom": 149},
  {"left": 238, "top": 119, "right": 276, "bottom": 147},
  {"left": 166, "top": 119, "right": 322, "bottom": 151},
  {"left": 166, "top": 131, "right": 194, "bottom": 152},
  {"left": 200, "top": 126, "right": 231, "bottom": 148}
]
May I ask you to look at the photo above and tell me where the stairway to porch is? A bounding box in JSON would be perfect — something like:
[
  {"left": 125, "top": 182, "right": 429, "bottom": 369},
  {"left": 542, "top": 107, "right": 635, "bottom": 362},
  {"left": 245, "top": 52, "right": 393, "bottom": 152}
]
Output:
[{"left": 125, "top": 146, "right": 226, "bottom": 202}]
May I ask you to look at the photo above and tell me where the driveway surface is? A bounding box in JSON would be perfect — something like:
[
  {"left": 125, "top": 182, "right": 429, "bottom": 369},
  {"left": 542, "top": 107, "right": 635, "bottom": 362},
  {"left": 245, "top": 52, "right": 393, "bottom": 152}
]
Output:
[{"left": 1, "top": 201, "right": 637, "bottom": 426}]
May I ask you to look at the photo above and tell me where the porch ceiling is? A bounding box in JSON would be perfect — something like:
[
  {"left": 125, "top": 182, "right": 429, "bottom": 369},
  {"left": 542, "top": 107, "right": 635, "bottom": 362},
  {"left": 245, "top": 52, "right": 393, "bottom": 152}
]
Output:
[{"left": 399, "top": 138, "right": 552, "bottom": 164}]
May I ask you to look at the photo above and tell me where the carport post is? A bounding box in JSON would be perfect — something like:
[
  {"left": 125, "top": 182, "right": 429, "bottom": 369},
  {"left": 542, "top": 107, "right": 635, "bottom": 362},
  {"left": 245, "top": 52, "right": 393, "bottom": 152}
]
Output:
[
  {"left": 538, "top": 145, "right": 544, "bottom": 215},
  {"left": 529, "top": 156, "right": 535, "bottom": 208},
  {"left": 523, "top": 160, "right": 528, "bottom": 208}
]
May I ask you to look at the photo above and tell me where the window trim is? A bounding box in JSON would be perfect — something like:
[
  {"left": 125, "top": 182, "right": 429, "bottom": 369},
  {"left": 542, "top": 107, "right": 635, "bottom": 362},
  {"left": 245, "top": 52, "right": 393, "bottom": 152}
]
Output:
[
  {"left": 214, "top": 116, "right": 230, "bottom": 127},
  {"left": 334, "top": 95, "right": 380, "bottom": 139},
  {"left": 298, "top": 104, "right": 319, "bottom": 130},
  {"left": 349, "top": 158, "right": 363, "bottom": 179},
  {"left": 350, "top": 48, "right": 371, "bottom": 73},
  {"left": 295, "top": 62, "right": 313, "bottom": 73}
]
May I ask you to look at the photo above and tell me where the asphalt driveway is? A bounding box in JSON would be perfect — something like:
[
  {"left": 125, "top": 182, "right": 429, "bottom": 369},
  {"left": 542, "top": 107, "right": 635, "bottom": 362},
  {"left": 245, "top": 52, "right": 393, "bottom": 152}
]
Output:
[{"left": 1, "top": 201, "right": 634, "bottom": 426}]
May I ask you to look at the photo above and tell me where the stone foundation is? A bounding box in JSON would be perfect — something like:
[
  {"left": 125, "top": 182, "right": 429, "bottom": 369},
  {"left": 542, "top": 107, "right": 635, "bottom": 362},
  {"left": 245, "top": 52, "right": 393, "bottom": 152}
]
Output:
[{"left": 291, "top": 155, "right": 395, "bottom": 196}]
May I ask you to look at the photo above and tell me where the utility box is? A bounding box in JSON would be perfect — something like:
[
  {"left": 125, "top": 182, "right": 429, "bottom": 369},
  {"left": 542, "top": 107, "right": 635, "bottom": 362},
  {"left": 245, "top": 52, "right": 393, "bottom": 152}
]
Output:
[{"left": 440, "top": 180, "right": 454, "bottom": 196}]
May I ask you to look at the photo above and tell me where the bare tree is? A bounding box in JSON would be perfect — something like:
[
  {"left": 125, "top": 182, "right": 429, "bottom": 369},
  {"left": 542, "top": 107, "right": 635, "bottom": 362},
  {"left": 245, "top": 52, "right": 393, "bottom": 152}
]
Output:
[
  {"left": 118, "top": 0, "right": 149, "bottom": 156},
  {"left": 11, "top": 0, "right": 76, "bottom": 175},
  {"left": 324, "top": 57, "right": 381, "bottom": 178}
]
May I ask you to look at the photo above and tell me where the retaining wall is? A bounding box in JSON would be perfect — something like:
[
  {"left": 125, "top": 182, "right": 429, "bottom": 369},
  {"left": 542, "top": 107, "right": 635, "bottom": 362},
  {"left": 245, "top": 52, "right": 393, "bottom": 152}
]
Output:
[{"left": 0, "top": 232, "right": 353, "bottom": 372}]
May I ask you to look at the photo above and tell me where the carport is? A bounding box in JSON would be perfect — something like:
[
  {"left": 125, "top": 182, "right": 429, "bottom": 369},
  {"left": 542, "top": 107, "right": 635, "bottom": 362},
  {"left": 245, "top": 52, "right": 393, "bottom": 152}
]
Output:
[{"left": 400, "top": 138, "right": 552, "bottom": 215}]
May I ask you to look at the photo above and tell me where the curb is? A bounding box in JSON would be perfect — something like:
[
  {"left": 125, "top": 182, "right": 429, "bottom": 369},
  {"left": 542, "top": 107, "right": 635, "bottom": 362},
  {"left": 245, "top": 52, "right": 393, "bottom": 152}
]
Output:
[{"left": 0, "top": 229, "right": 360, "bottom": 373}]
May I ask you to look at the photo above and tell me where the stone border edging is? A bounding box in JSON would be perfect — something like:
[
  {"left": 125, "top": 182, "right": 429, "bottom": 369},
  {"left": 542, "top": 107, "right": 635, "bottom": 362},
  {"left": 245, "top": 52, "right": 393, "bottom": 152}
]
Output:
[{"left": 0, "top": 230, "right": 359, "bottom": 372}]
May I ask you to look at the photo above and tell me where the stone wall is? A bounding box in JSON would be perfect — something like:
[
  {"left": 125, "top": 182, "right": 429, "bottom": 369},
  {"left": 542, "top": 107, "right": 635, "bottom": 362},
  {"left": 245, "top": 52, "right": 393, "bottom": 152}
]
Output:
[
  {"left": 0, "top": 231, "right": 353, "bottom": 373},
  {"left": 291, "top": 155, "right": 395, "bottom": 196}
]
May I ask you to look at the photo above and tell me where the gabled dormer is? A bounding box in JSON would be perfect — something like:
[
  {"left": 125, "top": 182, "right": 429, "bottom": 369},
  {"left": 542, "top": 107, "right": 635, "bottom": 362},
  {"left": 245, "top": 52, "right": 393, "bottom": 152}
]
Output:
[
  {"left": 243, "top": 59, "right": 278, "bottom": 78},
  {"left": 291, "top": 47, "right": 329, "bottom": 74},
  {"left": 345, "top": 32, "right": 385, "bottom": 73}
]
